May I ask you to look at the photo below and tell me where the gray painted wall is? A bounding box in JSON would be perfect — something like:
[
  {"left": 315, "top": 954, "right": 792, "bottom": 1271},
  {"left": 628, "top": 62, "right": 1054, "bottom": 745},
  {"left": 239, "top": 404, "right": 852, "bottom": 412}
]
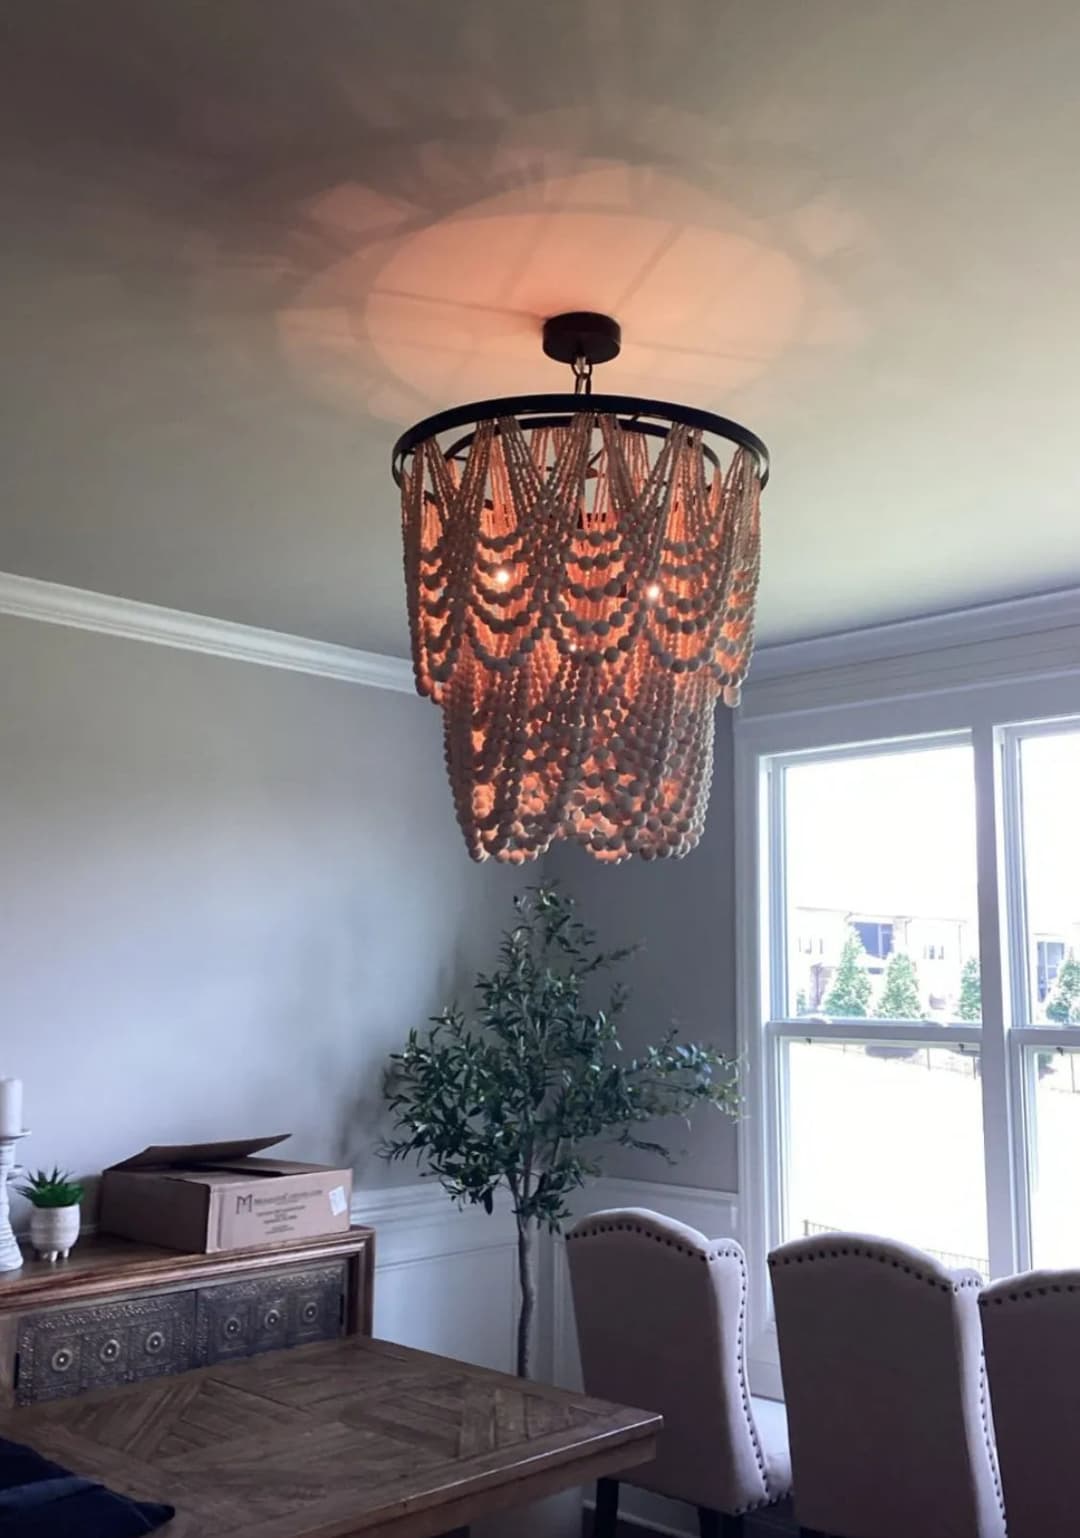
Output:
[
  {"left": 0, "top": 614, "right": 520, "bottom": 1205},
  {"left": 547, "top": 712, "right": 739, "bottom": 1192}
]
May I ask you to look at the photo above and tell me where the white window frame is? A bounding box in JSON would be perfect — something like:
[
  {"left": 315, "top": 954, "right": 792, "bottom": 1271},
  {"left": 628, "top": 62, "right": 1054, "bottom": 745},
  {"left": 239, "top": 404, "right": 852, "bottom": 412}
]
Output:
[{"left": 735, "top": 675, "right": 1080, "bottom": 1398}]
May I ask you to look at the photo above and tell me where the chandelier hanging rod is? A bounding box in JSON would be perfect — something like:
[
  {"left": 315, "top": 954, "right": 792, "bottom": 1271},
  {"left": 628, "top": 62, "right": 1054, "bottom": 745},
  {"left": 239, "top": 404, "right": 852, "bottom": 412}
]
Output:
[{"left": 391, "top": 392, "right": 770, "bottom": 489}]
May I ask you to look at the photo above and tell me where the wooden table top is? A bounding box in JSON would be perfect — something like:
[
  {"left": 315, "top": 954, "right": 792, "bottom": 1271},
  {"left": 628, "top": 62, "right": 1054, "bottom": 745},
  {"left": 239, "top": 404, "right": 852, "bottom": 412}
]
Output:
[{"left": 0, "top": 1335, "right": 660, "bottom": 1538}]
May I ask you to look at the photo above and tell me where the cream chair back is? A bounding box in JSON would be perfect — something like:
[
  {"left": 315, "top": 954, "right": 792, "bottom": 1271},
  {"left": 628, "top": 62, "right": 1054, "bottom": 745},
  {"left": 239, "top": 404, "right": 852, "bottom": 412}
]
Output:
[
  {"left": 567, "top": 1208, "right": 788, "bottom": 1519},
  {"left": 981, "top": 1268, "right": 1080, "bottom": 1538},
  {"left": 769, "top": 1232, "right": 1004, "bottom": 1538}
]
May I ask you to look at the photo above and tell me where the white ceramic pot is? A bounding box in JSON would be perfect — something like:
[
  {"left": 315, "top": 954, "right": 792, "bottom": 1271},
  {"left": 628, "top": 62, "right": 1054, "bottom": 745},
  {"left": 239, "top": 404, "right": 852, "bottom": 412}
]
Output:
[{"left": 30, "top": 1204, "right": 80, "bottom": 1263}]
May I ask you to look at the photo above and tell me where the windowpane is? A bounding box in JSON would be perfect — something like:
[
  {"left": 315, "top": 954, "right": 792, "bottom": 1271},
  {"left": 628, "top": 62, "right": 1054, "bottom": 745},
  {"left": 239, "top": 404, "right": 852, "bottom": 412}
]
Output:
[
  {"left": 1020, "top": 730, "right": 1080, "bottom": 1022},
  {"left": 783, "top": 1039, "right": 988, "bottom": 1273},
  {"left": 1028, "top": 1047, "right": 1080, "bottom": 1266},
  {"left": 783, "top": 745, "right": 980, "bottom": 1021}
]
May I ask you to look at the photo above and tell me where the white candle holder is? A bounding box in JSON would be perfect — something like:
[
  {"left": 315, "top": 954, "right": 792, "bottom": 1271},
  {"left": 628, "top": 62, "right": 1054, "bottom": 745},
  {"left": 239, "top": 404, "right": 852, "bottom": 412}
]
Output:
[{"left": 0, "top": 1132, "right": 29, "bottom": 1272}]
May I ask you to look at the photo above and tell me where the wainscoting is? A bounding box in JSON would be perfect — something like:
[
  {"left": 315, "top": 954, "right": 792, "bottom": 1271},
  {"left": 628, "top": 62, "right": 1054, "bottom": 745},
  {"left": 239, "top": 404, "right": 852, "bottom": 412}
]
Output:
[
  {"left": 353, "top": 1183, "right": 521, "bottom": 1374},
  {"left": 356, "top": 1176, "right": 740, "bottom": 1538}
]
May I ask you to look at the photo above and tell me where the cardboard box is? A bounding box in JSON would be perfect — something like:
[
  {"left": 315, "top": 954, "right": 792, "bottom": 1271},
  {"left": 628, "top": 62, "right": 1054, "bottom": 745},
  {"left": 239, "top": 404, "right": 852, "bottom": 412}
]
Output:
[{"left": 99, "top": 1135, "right": 353, "bottom": 1254}]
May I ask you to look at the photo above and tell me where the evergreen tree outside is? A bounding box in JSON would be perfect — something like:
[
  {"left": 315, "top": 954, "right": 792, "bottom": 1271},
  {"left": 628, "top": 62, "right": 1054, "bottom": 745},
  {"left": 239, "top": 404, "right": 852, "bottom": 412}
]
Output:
[
  {"left": 822, "top": 929, "right": 872, "bottom": 1018},
  {"left": 795, "top": 987, "right": 810, "bottom": 1016},
  {"left": 877, "top": 951, "right": 926, "bottom": 1020},
  {"left": 957, "top": 955, "right": 982, "bottom": 1022},
  {"left": 1046, "top": 951, "right": 1080, "bottom": 1024}
]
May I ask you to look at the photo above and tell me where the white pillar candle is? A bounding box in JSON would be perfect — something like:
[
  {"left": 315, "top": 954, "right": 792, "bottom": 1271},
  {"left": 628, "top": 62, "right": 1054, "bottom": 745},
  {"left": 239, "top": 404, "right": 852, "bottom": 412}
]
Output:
[{"left": 0, "top": 1079, "right": 23, "bottom": 1139}]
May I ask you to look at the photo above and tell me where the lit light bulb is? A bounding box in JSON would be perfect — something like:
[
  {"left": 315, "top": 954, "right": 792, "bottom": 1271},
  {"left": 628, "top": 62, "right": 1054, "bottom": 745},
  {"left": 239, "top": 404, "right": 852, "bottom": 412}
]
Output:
[
  {"left": 494, "top": 567, "right": 510, "bottom": 587},
  {"left": 645, "top": 582, "right": 661, "bottom": 602}
]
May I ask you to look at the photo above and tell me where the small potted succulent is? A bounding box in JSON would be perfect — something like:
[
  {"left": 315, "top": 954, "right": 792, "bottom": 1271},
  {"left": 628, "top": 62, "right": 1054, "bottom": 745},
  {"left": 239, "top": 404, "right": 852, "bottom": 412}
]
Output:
[{"left": 18, "top": 1167, "right": 84, "bottom": 1262}]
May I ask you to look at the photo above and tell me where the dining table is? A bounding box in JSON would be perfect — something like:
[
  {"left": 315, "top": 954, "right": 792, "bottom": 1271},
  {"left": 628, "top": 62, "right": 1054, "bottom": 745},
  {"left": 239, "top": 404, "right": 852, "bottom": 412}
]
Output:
[{"left": 0, "top": 1332, "right": 661, "bottom": 1537}]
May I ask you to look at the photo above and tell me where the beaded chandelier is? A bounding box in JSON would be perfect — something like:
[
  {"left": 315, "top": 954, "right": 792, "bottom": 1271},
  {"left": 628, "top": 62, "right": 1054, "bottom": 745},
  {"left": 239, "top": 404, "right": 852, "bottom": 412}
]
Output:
[{"left": 392, "top": 313, "right": 769, "bottom": 865}]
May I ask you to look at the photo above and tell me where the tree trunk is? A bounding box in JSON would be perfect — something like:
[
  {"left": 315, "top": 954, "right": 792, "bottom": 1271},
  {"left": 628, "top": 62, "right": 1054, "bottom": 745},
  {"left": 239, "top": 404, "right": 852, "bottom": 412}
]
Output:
[{"left": 515, "top": 1218, "right": 536, "bottom": 1379}]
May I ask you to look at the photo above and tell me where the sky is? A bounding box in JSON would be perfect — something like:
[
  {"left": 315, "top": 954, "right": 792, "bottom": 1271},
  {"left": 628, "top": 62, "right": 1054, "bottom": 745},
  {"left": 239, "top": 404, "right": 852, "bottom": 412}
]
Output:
[
  {"left": 784, "top": 732, "right": 1080, "bottom": 937},
  {"left": 785, "top": 743, "right": 979, "bottom": 921}
]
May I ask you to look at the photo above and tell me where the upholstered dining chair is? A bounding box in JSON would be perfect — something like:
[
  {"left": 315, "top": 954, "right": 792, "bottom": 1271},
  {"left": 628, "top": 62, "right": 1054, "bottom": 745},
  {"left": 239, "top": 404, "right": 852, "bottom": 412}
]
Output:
[
  {"left": 980, "top": 1267, "right": 1080, "bottom": 1538},
  {"left": 769, "top": 1233, "right": 1005, "bottom": 1538},
  {"left": 566, "top": 1209, "right": 791, "bottom": 1538}
]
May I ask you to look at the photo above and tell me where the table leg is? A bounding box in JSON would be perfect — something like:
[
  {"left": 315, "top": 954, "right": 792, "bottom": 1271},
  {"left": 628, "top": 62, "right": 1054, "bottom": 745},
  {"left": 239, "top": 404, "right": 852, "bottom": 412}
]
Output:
[{"left": 594, "top": 1478, "right": 620, "bottom": 1537}]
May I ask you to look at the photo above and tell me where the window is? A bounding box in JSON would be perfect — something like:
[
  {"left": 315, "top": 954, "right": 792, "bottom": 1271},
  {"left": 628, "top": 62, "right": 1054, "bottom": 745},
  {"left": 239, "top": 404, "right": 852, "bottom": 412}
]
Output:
[
  {"left": 854, "top": 920, "right": 895, "bottom": 961},
  {"left": 742, "top": 712, "right": 1080, "bottom": 1386},
  {"left": 1036, "top": 941, "right": 1066, "bottom": 1003},
  {"left": 774, "top": 742, "right": 983, "bottom": 1265}
]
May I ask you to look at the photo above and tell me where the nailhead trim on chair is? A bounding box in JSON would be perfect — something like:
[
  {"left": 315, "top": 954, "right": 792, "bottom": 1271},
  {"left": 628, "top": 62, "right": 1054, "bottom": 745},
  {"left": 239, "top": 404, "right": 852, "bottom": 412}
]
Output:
[
  {"left": 977, "top": 1349, "right": 1006, "bottom": 1521},
  {"left": 567, "top": 1218, "right": 743, "bottom": 1264},
  {"left": 570, "top": 1217, "right": 792, "bottom": 1513},
  {"left": 767, "top": 1242, "right": 981, "bottom": 1294},
  {"left": 730, "top": 1240, "right": 780, "bottom": 1514},
  {"left": 980, "top": 1280, "right": 1080, "bottom": 1305}
]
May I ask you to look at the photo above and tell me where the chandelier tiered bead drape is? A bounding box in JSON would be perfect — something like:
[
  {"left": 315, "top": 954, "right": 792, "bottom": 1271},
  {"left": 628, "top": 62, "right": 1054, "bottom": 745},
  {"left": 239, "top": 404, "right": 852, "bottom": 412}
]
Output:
[{"left": 400, "top": 409, "right": 762, "bottom": 863}]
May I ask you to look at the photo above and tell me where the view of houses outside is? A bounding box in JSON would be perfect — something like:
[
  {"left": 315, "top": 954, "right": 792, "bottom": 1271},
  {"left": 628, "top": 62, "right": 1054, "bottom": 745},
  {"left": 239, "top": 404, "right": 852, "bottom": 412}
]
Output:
[
  {"left": 778, "top": 735, "right": 1080, "bottom": 1274},
  {"left": 789, "top": 906, "right": 1080, "bottom": 1023}
]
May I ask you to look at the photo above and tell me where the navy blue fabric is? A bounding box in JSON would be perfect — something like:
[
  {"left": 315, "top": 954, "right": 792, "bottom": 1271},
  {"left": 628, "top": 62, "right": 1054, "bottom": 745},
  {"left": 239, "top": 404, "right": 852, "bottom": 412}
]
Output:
[{"left": 0, "top": 1436, "right": 173, "bottom": 1537}]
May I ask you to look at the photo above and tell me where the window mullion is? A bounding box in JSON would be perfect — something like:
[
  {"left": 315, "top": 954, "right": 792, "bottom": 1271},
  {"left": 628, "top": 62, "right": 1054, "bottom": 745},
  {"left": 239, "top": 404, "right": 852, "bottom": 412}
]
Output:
[
  {"left": 766, "top": 760, "right": 787, "bottom": 1021},
  {"left": 972, "top": 722, "right": 1021, "bottom": 1277},
  {"left": 999, "top": 727, "right": 1032, "bottom": 1027}
]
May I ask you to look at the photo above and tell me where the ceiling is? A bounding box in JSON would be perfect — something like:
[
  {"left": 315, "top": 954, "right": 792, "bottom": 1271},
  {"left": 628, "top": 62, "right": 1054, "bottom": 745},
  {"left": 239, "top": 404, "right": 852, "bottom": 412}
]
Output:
[{"left": 3, "top": 0, "right": 1079, "bottom": 657}]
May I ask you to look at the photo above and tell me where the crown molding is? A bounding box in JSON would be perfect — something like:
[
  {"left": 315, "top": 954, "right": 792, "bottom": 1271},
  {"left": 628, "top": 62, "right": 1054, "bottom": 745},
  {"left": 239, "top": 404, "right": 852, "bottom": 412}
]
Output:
[
  {"left": 0, "top": 570, "right": 415, "bottom": 693},
  {"left": 751, "top": 584, "right": 1080, "bottom": 681},
  {"left": 6, "top": 566, "right": 1077, "bottom": 706}
]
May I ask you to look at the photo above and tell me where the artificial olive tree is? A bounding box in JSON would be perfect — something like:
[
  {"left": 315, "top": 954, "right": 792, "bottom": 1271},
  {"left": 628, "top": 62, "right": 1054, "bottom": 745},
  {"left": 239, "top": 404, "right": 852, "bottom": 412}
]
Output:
[{"left": 382, "top": 885, "right": 739, "bottom": 1377}]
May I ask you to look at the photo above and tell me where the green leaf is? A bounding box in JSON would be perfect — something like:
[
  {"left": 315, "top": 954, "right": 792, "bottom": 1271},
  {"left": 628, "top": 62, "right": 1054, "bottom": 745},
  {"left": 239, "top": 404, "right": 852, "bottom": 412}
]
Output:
[{"left": 17, "top": 1167, "right": 84, "bottom": 1208}]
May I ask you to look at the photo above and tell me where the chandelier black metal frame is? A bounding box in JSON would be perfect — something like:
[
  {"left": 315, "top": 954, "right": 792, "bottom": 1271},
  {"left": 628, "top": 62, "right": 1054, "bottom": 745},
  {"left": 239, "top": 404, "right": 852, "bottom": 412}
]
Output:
[{"left": 392, "top": 312, "right": 770, "bottom": 488}]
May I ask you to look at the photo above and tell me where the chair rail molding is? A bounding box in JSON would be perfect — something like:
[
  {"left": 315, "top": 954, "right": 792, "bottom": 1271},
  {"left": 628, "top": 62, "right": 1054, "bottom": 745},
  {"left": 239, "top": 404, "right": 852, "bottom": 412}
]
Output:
[{"left": 0, "top": 570, "right": 414, "bottom": 693}]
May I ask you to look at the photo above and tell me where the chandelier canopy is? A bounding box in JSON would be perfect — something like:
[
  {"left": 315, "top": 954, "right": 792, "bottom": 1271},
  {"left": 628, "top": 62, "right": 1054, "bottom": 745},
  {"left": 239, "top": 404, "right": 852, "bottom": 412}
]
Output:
[{"left": 393, "top": 313, "right": 769, "bottom": 865}]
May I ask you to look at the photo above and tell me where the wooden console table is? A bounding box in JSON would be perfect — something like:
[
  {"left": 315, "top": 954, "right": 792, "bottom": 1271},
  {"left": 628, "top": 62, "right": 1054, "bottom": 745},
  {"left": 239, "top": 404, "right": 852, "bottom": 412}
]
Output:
[
  {"left": 0, "top": 1226, "right": 374, "bottom": 1407},
  {"left": 0, "top": 1333, "right": 661, "bottom": 1537}
]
